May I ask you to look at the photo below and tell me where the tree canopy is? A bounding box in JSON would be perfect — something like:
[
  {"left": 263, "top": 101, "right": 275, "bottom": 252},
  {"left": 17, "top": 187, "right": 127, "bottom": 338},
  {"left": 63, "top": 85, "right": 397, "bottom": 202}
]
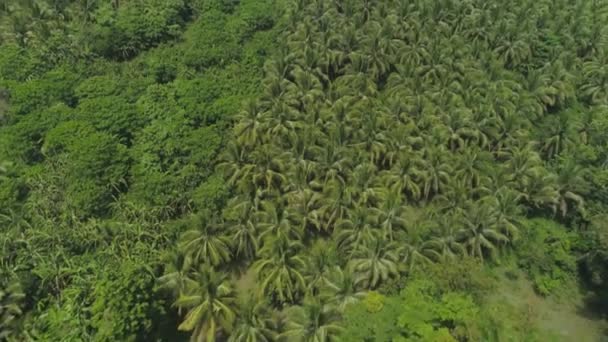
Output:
[{"left": 2, "top": 0, "right": 608, "bottom": 340}]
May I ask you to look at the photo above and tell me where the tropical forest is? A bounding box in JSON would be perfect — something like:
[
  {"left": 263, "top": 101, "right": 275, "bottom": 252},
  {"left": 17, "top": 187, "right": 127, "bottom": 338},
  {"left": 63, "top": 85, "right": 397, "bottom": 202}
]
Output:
[{"left": 1, "top": 0, "right": 608, "bottom": 341}]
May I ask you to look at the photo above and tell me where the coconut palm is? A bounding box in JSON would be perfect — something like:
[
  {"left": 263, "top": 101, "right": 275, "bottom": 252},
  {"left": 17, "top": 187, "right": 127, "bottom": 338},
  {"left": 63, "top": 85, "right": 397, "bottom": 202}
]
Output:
[
  {"left": 554, "top": 158, "right": 588, "bottom": 218},
  {"left": 158, "top": 251, "right": 192, "bottom": 300},
  {"left": 253, "top": 238, "right": 307, "bottom": 304},
  {"left": 175, "top": 265, "right": 237, "bottom": 342},
  {"left": 369, "top": 186, "right": 407, "bottom": 241},
  {"left": 419, "top": 146, "right": 452, "bottom": 200},
  {"left": 280, "top": 298, "right": 343, "bottom": 342},
  {"left": 226, "top": 199, "right": 260, "bottom": 261},
  {"left": 229, "top": 298, "right": 277, "bottom": 342},
  {"left": 234, "top": 100, "right": 266, "bottom": 147},
  {"left": 456, "top": 201, "right": 509, "bottom": 261},
  {"left": 0, "top": 279, "right": 24, "bottom": 340},
  {"left": 382, "top": 150, "right": 423, "bottom": 200},
  {"left": 335, "top": 206, "right": 375, "bottom": 256},
  {"left": 349, "top": 237, "right": 400, "bottom": 289},
  {"left": 178, "top": 215, "right": 232, "bottom": 267},
  {"left": 320, "top": 266, "right": 365, "bottom": 312},
  {"left": 257, "top": 200, "right": 302, "bottom": 243}
]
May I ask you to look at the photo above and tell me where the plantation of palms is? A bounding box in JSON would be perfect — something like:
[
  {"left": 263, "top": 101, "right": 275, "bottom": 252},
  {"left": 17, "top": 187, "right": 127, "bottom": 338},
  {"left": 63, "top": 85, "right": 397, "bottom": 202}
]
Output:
[{"left": 159, "top": 0, "right": 608, "bottom": 340}]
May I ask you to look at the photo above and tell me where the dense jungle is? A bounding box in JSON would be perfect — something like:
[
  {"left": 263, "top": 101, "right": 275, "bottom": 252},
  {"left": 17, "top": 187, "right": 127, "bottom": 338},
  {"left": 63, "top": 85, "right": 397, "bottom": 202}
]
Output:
[{"left": 1, "top": 0, "right": 608, "bottom": 341}]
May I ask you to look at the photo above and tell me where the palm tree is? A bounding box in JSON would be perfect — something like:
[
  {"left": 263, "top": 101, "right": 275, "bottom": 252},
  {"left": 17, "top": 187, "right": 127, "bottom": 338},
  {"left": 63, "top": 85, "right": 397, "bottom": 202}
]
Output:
[
  {"left": 539, "top": 111, "right": 575, "bottom": 159},
  {"left": 494, "top": 34, "right": 531, "bottom": 68},
  {"left": 251, "top": 146, "right": 288, "bottom": 191},
  {"left": 425, "top": 218, "right": 467, "bottom": 262},
  {"left": 456, "top": 201, "right": 509, "bottom": 261},
  {"left": 401, "top": 234, "right": 434, "bottom": 273},
  {"left": 581, "top": 57, "right": 608, "bottom": 104},
  {"left": 174, "top": 265, "right": 237, "bottom": 342},
  {"left": 287, "top": 188, "right": 323, "bottom": 234},
  {"left": 0, "top": 279, "right": 24, "bottom": 340},
  {"left": 349, "top": 237, "right": 400, "bottom": 289},
  {"left": 217, "top": 142, "right": 254, "bottom": 190},
  {"left": 369, "top": 186, "right": 407, "bottom": 241},
  {"left": 280, "top": 298, "right": 343, "bottom": 342},
  {"left": 500, "top": 143, "right": 542, "bottom": 191},
  {"left": 253, "top": 238, "right": 307, "bottom": 305},
  {"left": 419, "top": 146, "right": 452, "bottom": 200},
  {"left": 492, "top": 188, "right": 523, "bottom": 240},
  {"left": 158, "top": 251, "right": 192, "bottom": 300},
  {"left": 305, "top": 241, "right": 337, "bottom": 294},
  {"left": 382, "top": 150, "right": 423, "bottom": 200},
  {"left": 554, "top": 158, "right": 588, "bottom": 218},
  {"left": 522, "top": 171, "right": 559, "bottom": 211},
  {"left": 178, "top": 214, "right": 232, "bottom": 267},
  {"left": 320, "top": 266, "right": 365, "bottom": 312},
  {"left": 234, "top": 100, "right": 265, "bottom": 147},
  {"left": 318, "top": 179, "right": 352, "bottom": 231},
  {"left": 229, "top": 298, "right": 277, "bottom": 342},
  {"left": 455, "top": 146, "right": 493, "bottom": 190},
  {"left": 257, "top": 200, "right": 301, "bottom": 243},
  {"left": 226, "top": 199, "right": 259, "bottom": 261},
  {"left": 335, "top": 206, "right": 375, "bottom": 256}
]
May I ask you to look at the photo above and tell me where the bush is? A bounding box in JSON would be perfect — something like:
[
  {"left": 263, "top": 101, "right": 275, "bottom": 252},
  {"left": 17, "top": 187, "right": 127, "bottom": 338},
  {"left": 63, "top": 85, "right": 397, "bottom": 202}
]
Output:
[
  {"left": 88, "top": 0, "right": 188, "bottom": 59},
  {"left": 515, "top": 219, "right": 578, "bottom": 296},
  {"left": 91, "top": 262, "right": 166, "bottom": 341}
]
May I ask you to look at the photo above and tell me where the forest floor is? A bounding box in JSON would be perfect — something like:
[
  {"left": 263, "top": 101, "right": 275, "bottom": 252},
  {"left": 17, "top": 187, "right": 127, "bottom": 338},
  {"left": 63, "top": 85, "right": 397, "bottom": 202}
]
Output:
[
  {"left": 234, "top": 267, "right": 258, "bottom": 301},
  {"left": 491, "top": 268, "right": 607, "bottom": 341}
]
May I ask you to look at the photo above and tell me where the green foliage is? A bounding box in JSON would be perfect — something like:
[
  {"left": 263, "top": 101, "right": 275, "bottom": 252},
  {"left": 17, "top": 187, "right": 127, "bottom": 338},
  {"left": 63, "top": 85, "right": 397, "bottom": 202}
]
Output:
[
  {"left": 515, "top": 219, "right": 578, "bottom": 296},
  {"left": 91, "top": 263, "right": 166, "bottom": 341},
  {"left": 41, "top": 121, "right": 129, "bottom": 218},
  {"left": 0, "top": 44, "right": 37, "bottom": 81},
  {"left": 0, "top": 278, "right": 24, "bottom": 340},
  {"left": 87, "top": 0, "right": 188, "bottom": 59},
  {"left": 7, "top": 65, "right": 79, "bottom": 115},
  {"left": 396, "top": 280, "right": 479, "bottom": 341},
  {"left": 340, "top": 292, "right": 403, "bottom": 341},
  {"left": 181, "top": 10, "right": 240, "bottom": 70},
  {"left": 193, "top": 174, "right": 230, "bottom": 212},
  {"left": 362, "top": 291, "right": 384, "bottom": 313},
  {"left": 3, "top": 0, "right": 608, "bottom": 339}
]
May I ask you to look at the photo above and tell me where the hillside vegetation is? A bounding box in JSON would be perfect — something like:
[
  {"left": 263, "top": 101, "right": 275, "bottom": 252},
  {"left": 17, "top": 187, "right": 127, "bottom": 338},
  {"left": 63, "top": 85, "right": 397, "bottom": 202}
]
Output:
[{"left": 1, "top": 0, "right": 608, "bottom": 341}]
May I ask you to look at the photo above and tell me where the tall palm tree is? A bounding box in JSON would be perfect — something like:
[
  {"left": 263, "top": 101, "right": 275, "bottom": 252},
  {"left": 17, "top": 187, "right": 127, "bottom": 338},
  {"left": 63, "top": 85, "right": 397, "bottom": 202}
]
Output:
[
  {"left": 251, "top": 146, "right": 288, "bottom": 191},
  {"left": 456, "top": 201, "right": 509, "bottom": 261},
  {"left": 581, "top": 57, "right": 608, "bottom": 104},
  {"left": 320, "top": 266, "right": 365, "bottom": 312},
  {"left": 382, "top": 150, "right": 423, "bottom": 200},
  {"left": 253, "top": 238, "right": 307, "bottom": 304},
  {"left": 425, "top": 218, "right": 467, "bottom": 262},
  {"left": 280, "top": 298, "right": 343, "bottom": 342},
  {"left": 335, "top": 206, "right": 375, "bottom": 256},
  {"left": 257, "top": 200, "right": 302, "bottom": 243},
  {"left": 0, "top": 279, "right": 23, "bottom": 340},
  {"left": 287, "top": 188, "right": 323, "bottom": 234},
  {"left": 229, "top": 298, "right": 277, "bottom": 342},
  {"left": 554, "top": 158, "right": 588, "bottom": 218},
  {"left": 226, "top": 199, "right": 259, "bottom": 261},
  {"left": 349, "top": 237, "right": 400, "bottom": 289},
  {"left": 369, "top": 186, "right": 407, "bottom": 241},
  {"left": 234, "top": 100, "right": 265, "bottom": 147},
  {"left": 175, "top": 265, "right": 237, "bottom": 342},
  {"left": 305, "top": 241, "right": 337, "bottom": 295},
  {"left": 420, "top": 146, "right": 452, "bottom": 200},
  {"left": 492, "top": 188, "right": 523, "bottom": 240},
  {"left": 178, "top": 215, "right": 232, "bottom": 267},
  {"left": 157, "top": 251, "right": 192, "bottom": 300},
  {"left": 539, "top": 111, "right": 575, "bottom": 159}
]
